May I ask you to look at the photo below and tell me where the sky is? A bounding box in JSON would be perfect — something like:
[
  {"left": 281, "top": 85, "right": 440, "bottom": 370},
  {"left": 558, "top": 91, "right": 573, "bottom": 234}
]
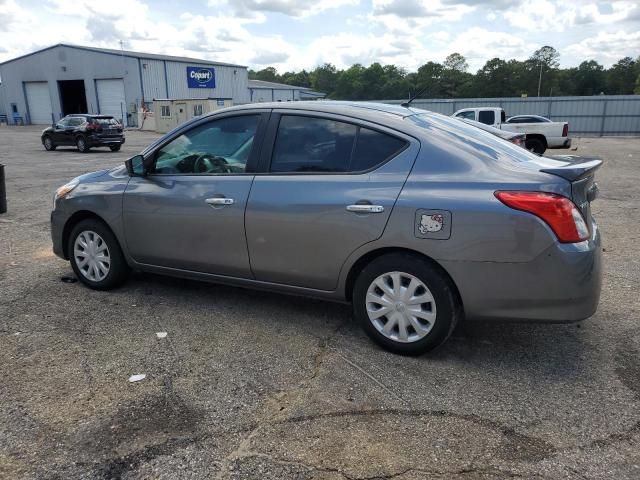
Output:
[{"left": 1, "top": 0, "right": 639, "bottom": 73}]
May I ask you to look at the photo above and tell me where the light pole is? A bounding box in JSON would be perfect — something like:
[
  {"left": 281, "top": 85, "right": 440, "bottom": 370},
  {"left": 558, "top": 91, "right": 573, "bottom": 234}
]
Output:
[{"left": 537, "top": 62, "right": 543, "bottom": 97}]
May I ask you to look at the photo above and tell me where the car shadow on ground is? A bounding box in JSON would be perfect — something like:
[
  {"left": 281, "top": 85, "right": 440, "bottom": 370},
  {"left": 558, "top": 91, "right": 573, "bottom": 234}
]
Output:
[{"left": 110, "top": 271, "right": 592, "bottom": 380}]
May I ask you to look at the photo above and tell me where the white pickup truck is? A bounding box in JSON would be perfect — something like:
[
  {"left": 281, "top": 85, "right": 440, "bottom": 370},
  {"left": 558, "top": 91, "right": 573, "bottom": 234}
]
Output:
[{"left": 452, "top": 107, "right": 571, "bottom": 154}]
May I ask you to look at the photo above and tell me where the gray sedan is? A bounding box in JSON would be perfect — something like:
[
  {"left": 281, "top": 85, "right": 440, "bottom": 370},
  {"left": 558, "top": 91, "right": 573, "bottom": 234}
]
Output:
[{"left": 50, "top": 102, "right": 602, "bottom": 355}]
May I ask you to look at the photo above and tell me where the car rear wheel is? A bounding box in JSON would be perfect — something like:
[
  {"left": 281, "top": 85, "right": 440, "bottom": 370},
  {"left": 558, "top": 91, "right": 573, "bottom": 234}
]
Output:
[
  {"left": 526, "top": 138, "right": 545, "bottom": 155},
  {"left": 109, "top": 145, "right": 121, "bottom": 152},
  {"left": 43, "top": 136, "right": 56, "bottom": 151},
  {"left": 352, "top": 253, "right": 460, "bottom": 355},
  {"left": 68, "top": 219, "right": 128, "bottom": 290},
  {"left": 76, "top": 136, "right": 90, "bottom": 153}
]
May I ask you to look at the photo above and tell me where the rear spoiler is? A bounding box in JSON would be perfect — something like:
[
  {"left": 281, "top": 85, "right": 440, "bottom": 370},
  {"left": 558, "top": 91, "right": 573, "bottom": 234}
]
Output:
[{"left": 540, "top": 155, "right": 603, "bottom": 182}]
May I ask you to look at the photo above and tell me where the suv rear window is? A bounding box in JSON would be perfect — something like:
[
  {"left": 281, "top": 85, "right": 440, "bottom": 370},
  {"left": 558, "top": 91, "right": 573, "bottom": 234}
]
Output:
[
  {"left": 270, "top": 115, "right": 406, "bottom": 173},
  {"left": 93, "top": 117, "right": 119, "bottom": 126}
]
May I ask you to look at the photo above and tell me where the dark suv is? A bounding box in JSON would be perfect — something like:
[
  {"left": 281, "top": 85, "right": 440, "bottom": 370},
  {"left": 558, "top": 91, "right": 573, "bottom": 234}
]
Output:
[{"left": 41, "top": 115, "right": 125, "bottom": 153}]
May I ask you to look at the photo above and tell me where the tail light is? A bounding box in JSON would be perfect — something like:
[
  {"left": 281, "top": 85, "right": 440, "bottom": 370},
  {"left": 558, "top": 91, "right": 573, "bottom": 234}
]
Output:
[
  {"left": 495, "top": 191, "right": 589, "bottom": 243},
  {"left": 562, "top": 123, "right": 568, "bottom": 137}
]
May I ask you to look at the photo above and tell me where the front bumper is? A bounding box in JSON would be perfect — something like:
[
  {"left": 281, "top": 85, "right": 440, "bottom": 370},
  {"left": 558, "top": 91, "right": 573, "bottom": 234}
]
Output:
[
  {"left": 442, "top": 222, "right": 602, "bottom": 323},
  {"left": 51, "top": 207, "right": 67, "bottom": 259}
]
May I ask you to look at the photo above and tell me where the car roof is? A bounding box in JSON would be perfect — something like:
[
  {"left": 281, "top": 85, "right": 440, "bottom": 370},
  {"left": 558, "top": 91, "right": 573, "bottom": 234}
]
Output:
[
  {"left": 67, "top": 114, "right": 114, "bottom": 118},
  {"left": 218, "top": 101, "right": 438, "bottom": 135},
  {"left": 226, "top": 101, "right": 425, "bottom": 118},
  {"left": 508, "top": 114, "right": 549, "bottom": 120}
]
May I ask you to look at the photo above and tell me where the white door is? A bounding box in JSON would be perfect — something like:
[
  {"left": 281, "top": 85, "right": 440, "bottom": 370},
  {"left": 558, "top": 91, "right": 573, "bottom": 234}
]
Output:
[
  {"left": 25, "top": 82, "right": 53, "bottom": 124},
  {"left": 96, "top": 79, "right": 126, "bottom": 123},
  {"left": 175, "top": 103, "right": 188, "bottom": 124}
]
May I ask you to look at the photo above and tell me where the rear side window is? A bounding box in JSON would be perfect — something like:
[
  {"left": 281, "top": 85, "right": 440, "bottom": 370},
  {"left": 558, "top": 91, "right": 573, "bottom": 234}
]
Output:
[
  {"left": 478, "top": 110, "right": 495, "bottom": 125},
  {"left": 270, "top": 115, "right": 406, "bottom": 173},
  {"left": 68, "top": 117, "right": 84, "bottom": 126},
  {"left": 351, "top": 128, "right": 407, "bottom": 171}
]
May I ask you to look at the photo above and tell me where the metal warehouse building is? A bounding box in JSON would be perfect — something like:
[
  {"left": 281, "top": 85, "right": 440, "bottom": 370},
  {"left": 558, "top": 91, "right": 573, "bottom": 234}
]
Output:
[
  {"left": 248, "top": 80, "right": 326, "bottom": 103},
  {"left": 0, "top": 44, "right": 250, "bottom": 126}
]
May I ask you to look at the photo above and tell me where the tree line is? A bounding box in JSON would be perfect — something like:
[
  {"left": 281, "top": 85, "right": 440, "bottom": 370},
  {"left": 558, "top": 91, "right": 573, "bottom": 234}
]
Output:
[{"left": 249, "top": 46, "right": 640, "bottom": 100}]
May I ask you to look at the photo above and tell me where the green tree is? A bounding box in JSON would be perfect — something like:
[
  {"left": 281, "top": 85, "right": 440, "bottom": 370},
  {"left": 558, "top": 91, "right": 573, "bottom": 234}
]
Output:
[
  {"left": 574, "top": 60, "right": 606, "bottom": 95},
  {"left": 310, "top": 63, "right": 339, "bottom": 97},
  {"left": 635, "top": 73, "right": 640, "bottom": 95},
  {"left": 443, "top": 53, "right": 468, "bottom": 72},
  {"left": 250, "top": 67, "right": 280, "bottom": 82},
  {"left": 607, "top": 57, "right": 637, "bottom": 94}
]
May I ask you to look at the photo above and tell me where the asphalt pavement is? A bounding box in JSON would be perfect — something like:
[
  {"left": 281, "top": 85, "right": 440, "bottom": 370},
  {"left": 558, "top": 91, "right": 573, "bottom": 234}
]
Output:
[{"left": 0, "top": 126, "right": 638, "bottom": 479}]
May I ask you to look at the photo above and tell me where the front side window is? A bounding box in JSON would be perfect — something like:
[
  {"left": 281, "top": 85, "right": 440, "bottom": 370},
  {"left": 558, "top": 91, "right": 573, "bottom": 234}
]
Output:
[
  {"left": 478, "top": 110, "right": 495, "bottom": 125},
  {"left": 456, "top": 111, "right": 476, "bottom": 120},
  {"left": 152, "top": 115, "right": 260, "bottom": 175},
  {"left": 270, "top": 115, "right": 406, "bottom": 173}
]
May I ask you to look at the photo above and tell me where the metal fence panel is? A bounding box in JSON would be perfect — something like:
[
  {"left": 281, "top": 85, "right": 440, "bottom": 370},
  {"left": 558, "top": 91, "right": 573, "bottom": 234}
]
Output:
[{"left": 379, "top": 95, "right": 640, "bottom": 136}]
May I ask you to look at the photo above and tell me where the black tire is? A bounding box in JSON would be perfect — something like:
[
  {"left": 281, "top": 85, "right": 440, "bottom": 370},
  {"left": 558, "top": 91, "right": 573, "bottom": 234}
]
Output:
[
  {"left": 352, "top": 253, "right": 461, "bottom": 355},
  {"left": 76, "top": 135, "right": 90, "bottom": 153},
  {"left": 68, "top": 218, "right": 128, "bottom": 290},
  {"left": 109, "top": 145, "right": 121, "bottom": 152},
  {"left": 43, "top": 136, "right": 56, "bottom": 151},
  {"left": 525, "top": 138, "right": 546, "bottom": 155}
]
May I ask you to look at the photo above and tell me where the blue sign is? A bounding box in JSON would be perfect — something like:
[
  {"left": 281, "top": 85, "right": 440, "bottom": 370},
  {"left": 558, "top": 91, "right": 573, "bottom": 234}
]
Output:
[{"left": 187, "top": 66, "right": 215, "bottom": 88}]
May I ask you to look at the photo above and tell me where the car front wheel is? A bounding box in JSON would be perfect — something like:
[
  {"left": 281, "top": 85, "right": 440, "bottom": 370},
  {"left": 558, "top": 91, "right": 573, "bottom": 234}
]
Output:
[
  {"left": 352, "top": 253, "right": 460, "bottom": 355},
  {"left": 43, "top": 136, "right": 56, "bottom": 151},
  {"left": 68, "top": 219, "right": 128, "bottom": 290}
]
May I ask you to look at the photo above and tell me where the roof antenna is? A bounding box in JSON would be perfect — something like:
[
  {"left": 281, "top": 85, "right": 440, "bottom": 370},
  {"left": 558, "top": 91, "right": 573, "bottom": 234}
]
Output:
[{"left": 401, "top": 86, "right": 428, "bottom": 107}]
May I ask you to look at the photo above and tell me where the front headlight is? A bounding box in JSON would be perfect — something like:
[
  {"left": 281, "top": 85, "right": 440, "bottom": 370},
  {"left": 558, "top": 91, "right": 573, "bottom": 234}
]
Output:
[{"left": 53, "top": 179, "right": 79, "bottom": 208}]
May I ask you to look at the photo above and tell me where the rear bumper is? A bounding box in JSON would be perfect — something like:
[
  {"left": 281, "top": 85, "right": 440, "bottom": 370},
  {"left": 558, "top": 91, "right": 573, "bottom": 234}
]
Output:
[
  {"left": 547, "top": 137, "right": 572, "bottom": 149},
  {"left": 442, "top": 222, "right": 602, "bottom": 323},
  {"left": 87, "top": 135, "right": 125, "bottom": 147}
]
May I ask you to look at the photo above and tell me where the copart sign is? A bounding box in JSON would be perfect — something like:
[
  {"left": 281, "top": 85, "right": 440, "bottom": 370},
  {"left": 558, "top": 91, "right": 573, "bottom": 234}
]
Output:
[{"left": 187, "top": 67, "right": 216, "bottom": 88}]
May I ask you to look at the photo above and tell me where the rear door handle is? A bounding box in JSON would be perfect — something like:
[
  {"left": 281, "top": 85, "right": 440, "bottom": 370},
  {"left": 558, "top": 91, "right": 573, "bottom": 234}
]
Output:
[
  {"left": 346, "top": 204, "right": 384, "bottom": 213},
  {"left": 205, "top": 197, "right": 234, "bottom": 206}
]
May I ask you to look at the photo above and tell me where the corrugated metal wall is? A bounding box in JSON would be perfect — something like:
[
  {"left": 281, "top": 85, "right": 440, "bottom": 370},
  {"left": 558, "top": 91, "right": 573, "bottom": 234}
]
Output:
[
  {"left": 380, "top": 95, "right": 640, "bottom": 136},
  {"left": 140, "top": 59, "right": 167, "bottom": 102},
  {"left": 0, "top": 83, "right": 6, "bottom": 115},
  {"left": 164, "top": 61, "right": 249, "bottom": 103},
  {"left": 249, "top": 88, "right": 303, "bottom": 103}
]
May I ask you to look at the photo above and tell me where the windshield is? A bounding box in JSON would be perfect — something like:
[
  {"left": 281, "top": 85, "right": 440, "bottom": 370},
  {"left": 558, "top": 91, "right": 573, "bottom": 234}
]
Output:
[{"left": 407, "top": 112, "right": 541, "bottom": 164}]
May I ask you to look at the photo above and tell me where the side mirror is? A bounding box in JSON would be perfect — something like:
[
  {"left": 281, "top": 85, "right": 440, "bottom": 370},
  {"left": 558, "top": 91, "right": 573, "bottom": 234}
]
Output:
[{"left": 125, "top": 154, "right": 147, "bottom": 176}]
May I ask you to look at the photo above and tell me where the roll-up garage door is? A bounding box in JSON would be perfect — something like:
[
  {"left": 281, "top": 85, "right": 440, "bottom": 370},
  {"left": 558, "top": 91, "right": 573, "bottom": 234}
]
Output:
[
  {"left": 25, "top": 82, "right": 53, "bottom": 124},
  {"left": 96, "top": 79, "right": 126, "bottom": 123}
]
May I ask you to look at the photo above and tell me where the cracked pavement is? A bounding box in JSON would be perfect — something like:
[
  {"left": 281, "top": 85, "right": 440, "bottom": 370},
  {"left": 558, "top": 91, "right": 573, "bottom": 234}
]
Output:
[{"left": 1, "top": 128, "right": 639, "bottom": 479}]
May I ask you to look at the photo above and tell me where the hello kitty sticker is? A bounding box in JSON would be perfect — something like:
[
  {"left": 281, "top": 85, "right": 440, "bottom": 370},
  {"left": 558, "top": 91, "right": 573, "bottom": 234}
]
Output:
[{"left": 415, "top": 210, "right": 451, "bottom": 240}]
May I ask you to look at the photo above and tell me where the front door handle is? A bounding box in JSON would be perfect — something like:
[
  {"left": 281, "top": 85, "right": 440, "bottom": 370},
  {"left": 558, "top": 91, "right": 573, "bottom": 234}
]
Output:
[
  {"left": 346, "top": 204, "right": 384, "bottom": 213},
  {"left": 205, "top": 197, "right": 234, "bottom": 206}
]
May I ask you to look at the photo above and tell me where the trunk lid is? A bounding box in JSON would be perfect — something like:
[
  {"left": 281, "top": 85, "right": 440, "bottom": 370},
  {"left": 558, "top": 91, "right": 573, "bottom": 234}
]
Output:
[{"left": 538, "top": 154, "right": 602, "bottom": 231}]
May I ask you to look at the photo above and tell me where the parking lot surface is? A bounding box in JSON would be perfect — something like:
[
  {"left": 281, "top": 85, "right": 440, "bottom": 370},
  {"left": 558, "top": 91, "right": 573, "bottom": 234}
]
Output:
[{"left": 1, "top": 127, "right": 639, "bottom": 479}]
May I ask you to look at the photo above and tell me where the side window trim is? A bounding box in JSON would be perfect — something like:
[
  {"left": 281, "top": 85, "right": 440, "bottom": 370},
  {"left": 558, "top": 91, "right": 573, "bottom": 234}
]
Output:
[
  {"left": 257, "top": 111, "right": 410, "bottom": 176},
  {"left": 146, "top": 111, "right": 271, "bottom": 176}
]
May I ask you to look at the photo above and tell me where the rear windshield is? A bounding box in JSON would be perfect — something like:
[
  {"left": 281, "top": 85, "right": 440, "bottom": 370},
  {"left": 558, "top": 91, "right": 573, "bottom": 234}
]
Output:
[
  {"left": 407, "top": 113, "right": 540, "bottom": 164},
  {"left": 92, "top": 117, "right": 119, "bottom": 126}
]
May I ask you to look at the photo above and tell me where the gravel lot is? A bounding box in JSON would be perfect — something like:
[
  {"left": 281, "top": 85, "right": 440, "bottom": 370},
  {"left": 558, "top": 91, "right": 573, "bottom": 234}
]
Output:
[{"left": 0, "top": 126, "right": 639, "bottom": 480}]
